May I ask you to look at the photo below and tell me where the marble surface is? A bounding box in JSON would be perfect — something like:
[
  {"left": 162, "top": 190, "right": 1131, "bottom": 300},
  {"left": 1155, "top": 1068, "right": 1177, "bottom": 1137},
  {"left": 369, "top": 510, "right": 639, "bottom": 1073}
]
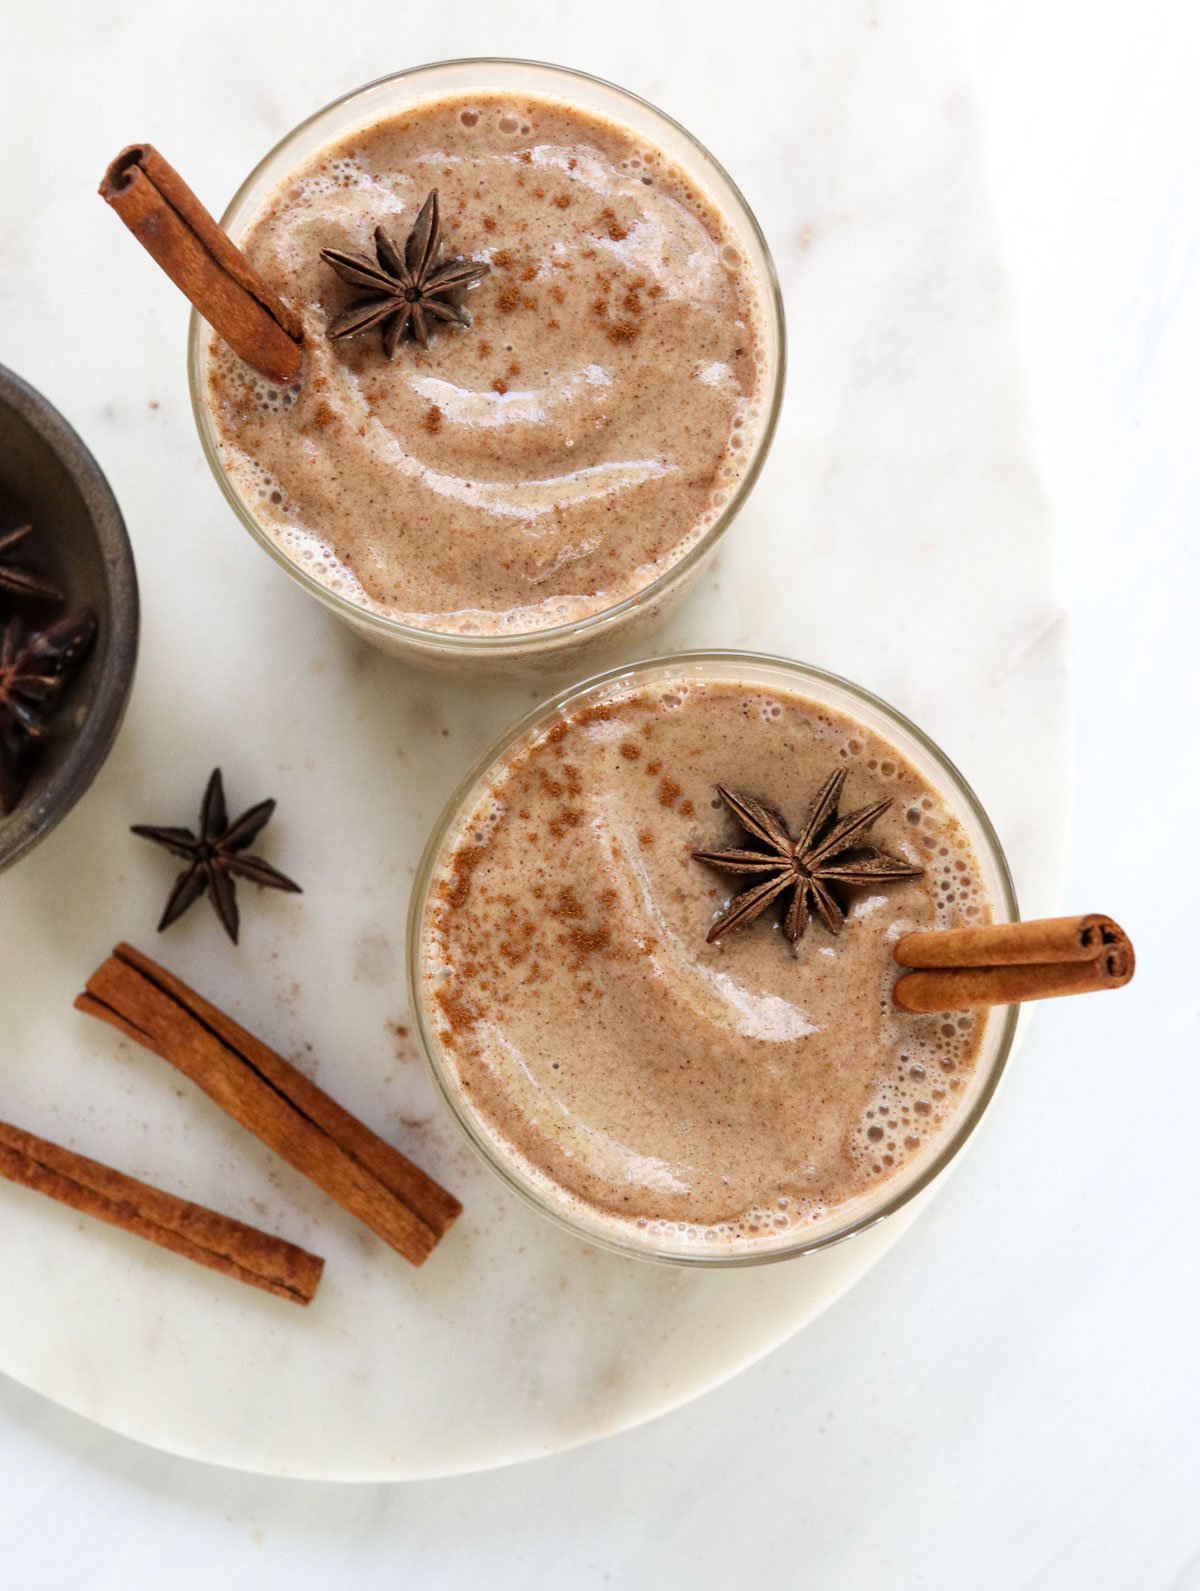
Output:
[
  {"left": 2, "top": 0, "right": 1192, "bottom": 1579},
  {"left": 0, "top": 0, "right": 1069, "bottom": 1478}
]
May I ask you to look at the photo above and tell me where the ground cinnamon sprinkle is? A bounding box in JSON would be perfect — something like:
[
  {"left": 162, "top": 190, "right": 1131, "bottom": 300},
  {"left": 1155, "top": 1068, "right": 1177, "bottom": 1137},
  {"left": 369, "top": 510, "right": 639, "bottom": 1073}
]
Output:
[
  {"left": 599, "top": 206, "right": 629, "bottom": 241},
  {"left": 441, "top": 843, "right": 488, "bottom": 909},
  {"left": 565, "top": 924, "right": 611, "bottom": 959},
  {"left": 620, "top": 742, "right": 641, "bottom": 760},
  {"left": 553, "top": 193, "right": 571, "bottom": 209},
  {"left": 547, "top": 808, "right": 583, "bottom": 838},
  {"left": 659, "top": 776, "right": 681, "bottom": 807},
  {"left": 492, "top": 377, "right": 509, "bottom": 395},
  {"left": 498, "top": 915, "right": 537, "bottom": 965},
  {"left": 424, "top": 405, "right": 443, "bottom": 433},
  {"left": 552, "top": 887, "right": 585, "bottom": 919},
  {"left": 499, "top": 286, "right": 521, "bottom": 312},
  {"left": 308, "top": 400, "right": 335, "bottom": 431},
  {"left": 434, "top": 984, "right": 481, "bottom": 1038}
]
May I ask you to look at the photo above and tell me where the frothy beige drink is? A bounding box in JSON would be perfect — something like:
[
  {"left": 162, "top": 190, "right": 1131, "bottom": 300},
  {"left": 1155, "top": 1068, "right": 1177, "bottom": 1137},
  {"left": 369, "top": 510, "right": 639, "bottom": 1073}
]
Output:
[
  {"left": 417, "top": 669, "right": 998, "bottom": 1256},
  {"left": 204, "top": 92, "right": 771, "bottom": 638}
]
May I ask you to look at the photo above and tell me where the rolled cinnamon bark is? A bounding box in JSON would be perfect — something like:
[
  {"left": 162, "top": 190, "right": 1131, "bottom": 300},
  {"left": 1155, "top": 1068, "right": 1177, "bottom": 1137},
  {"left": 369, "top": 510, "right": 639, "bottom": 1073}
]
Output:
[
  {"left": 77, "top": 944, "right": 461, "bottom": 1266},
  {"left": 100, "top": 144, "right": 303, "bottom": 385},
  {"left": 895, "top": 914, "right": 1130, "bottom": 969},
  {"left": 0, "top": 1118, "right": 323, "bottom": 1305},
  {"left": 892, "top": 914, "right": 1134, "bottom": 1013}
]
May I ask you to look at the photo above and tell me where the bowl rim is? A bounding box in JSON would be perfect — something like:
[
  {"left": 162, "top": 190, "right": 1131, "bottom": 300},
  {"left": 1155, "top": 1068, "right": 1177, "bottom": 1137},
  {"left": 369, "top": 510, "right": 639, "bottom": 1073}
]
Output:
[
  {"left": 407, "top": 648, "right": 1021, "bottom": 1267},
  {"left": 188, "top": 56, "right": 787, "bottom": 658},
  {"left": 0, "top": 364, "right": 139, "bottom": 871}
]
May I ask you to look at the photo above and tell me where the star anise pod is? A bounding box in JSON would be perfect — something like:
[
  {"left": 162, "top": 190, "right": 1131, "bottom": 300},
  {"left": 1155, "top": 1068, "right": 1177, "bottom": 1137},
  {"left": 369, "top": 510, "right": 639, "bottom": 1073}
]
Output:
[
  {"left": 320, "top": 190, "right": 491, "bottom": 356},
  {"left": 132, "top": 768, "right": 302, "bottom": 944},
  {"left": 0, "top": 610, "right": 96, "bottom": 814},
  {"left": 693, "top": 770, "right": 924, "bottom": 946},
  {"left": 0, "top": 524, "right": 63, "bottom": 602}
]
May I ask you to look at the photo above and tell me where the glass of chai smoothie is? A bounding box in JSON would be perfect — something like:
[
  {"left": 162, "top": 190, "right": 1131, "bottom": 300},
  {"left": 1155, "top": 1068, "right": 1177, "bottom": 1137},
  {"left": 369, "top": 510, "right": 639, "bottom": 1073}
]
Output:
[
  {"left": 188, "top": 61, "right": 785, "bottom": 669},
  {"left": 409, "top": 652, "right": 1019, "bottom": 1264}
]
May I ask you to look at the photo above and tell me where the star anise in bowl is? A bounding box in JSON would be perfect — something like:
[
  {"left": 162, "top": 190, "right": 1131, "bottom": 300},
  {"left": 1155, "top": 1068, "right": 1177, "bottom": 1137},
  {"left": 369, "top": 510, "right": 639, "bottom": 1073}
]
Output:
[
  {"left": 0, "top": 523, "right": 62, "bottom": 603},
  {"left": 0, "top": 610, "right": 97, "bottom": 815},
  {"left": 0, "top": 365, "right": 139, "bottom": 874}
]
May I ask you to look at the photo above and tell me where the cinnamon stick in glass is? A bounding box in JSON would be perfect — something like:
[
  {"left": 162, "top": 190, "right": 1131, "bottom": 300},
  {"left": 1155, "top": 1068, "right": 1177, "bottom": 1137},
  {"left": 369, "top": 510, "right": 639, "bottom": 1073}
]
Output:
[
  {"left": 0, "top": 1118, "right": 323, "bottom": 1306},
  {"left": 76, "top": 944, "right": 461, "bottom": 1266},
  {"left": 100, "top": 144, "right": 303, "bottom": 385},
  {"left": 893, "top": 914, "right": 1134, "bottom": 1013}
]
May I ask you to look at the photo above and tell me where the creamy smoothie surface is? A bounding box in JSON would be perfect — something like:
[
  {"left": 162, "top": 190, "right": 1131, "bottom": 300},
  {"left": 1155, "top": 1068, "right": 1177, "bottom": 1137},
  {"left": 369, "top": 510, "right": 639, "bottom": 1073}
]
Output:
[
  {"left": 205, "top": 93, "right": 770, "bottom": 635},
  {"left": 420, "top": 677, "right": 995, "bottom": 1250}
]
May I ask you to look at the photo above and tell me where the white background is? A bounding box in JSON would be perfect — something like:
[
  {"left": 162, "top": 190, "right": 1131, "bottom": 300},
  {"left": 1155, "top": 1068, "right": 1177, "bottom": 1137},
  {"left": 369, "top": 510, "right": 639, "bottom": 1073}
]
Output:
[{"left": 1, "top": 1, "right": 1195, "bottom": 1586}]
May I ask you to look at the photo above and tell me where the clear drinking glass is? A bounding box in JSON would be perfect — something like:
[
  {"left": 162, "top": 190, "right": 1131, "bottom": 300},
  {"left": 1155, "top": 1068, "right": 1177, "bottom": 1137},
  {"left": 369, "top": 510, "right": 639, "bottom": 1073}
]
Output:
[
  {"left": 408, "top": 651, "right": 1020, "bottom": 1266},
  {"left": 188, "top": 60, "right": 786, "bottom": 671}
]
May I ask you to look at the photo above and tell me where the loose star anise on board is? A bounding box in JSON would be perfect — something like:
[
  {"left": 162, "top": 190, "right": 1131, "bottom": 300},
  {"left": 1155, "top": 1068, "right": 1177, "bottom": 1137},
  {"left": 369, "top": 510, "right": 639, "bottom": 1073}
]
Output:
[
  {"left": 0, "top": 524, "right": 63, "bottom": 602},
  {"left": 320, "top": 190, "right": 491, "bottom": 356},
  {"left": 0, "top": 610, "right": 96, "bottom": 813},
  {"left": 693, "top": 770, "right": 924, "bottom": 946},
  {"left": 132, "top": 767, "right": 302, "bottom": 944}
]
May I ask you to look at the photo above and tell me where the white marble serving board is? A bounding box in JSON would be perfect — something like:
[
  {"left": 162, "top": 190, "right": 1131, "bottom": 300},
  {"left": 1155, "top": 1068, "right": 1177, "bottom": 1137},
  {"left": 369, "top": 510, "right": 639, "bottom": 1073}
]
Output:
[{"left": 0, "top": 0, "right": 1068, "bottom": 1478}]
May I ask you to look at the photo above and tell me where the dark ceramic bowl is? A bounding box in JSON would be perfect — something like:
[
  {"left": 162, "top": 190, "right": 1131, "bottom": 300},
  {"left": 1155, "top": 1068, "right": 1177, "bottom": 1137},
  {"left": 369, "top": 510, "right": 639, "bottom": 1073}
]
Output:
[{"left": 0, "top": 366, "right": 138, "bottom": 872}]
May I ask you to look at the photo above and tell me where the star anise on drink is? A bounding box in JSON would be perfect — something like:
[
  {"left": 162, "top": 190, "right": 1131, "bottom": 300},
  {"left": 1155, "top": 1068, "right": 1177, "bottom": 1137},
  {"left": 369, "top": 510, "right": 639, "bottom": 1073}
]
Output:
[
  {"left": 0, "top": 610, "right": 96, "bottom": 813},
  {"left": 0, "top": 524, "right": 63, "bottom": 602},
  {"left": 132, "top": 768, "right": 302, "bottom": 944},
  {"left": 692, "top": 770, "right": 924, "bottom": 946},
  {"left": 320, "top": 190, "right": 491, "bottom": 356}
]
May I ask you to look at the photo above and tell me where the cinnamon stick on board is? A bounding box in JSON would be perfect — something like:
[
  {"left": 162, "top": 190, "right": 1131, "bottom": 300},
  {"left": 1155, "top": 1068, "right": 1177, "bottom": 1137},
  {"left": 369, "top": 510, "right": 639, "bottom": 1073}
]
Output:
[
  {"left": 893, "top": 914, "right": 1134, "bottom": 1013},
  {"left": 0, "top": 1118, "right": 323, "bottom": 1306},
  {"left": 76, "top": 945, "right": 462, "bottom": 1266},
  {"left": 100, "top": 144, "right": 303, "bottom": 385}
]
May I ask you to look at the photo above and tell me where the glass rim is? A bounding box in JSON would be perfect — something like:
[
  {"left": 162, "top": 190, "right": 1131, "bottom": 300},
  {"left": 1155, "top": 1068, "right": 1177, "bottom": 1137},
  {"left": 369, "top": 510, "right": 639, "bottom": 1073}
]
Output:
[
  {"left": 187, "top": 57, "right": 787, "bottom": 656},
  {"left": 407, "top": 649, "right": 1021, "bottom": 1267}
]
